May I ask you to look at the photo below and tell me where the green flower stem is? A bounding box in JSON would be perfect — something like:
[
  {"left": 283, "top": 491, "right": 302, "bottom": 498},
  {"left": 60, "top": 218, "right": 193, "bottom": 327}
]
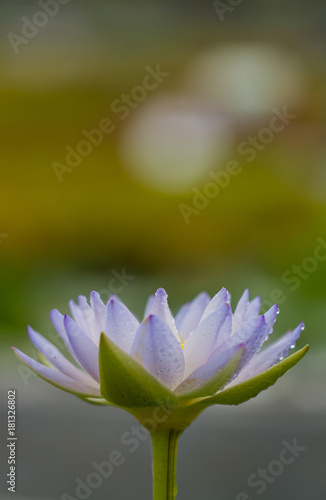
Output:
[{"left": 151, "top": 428, "right": 183, "bottom": 500}]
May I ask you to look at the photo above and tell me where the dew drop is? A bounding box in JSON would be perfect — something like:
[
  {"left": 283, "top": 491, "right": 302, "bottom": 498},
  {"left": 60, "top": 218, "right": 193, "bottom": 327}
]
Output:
[
  {"left": 290, "top": 344, "right": 295, "bottom": 349},
  {"left": 279, "top": 356, "right": 284, "bottom": 361}
]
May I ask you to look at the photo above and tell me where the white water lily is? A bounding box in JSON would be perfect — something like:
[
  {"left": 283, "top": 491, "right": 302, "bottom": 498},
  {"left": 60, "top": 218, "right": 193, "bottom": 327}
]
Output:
[
  {"left": 14, "top": 286, "right": 309, "bottom": 500},
  {"left": 13, "top": 287, "right": 307, "bottom": 409}
]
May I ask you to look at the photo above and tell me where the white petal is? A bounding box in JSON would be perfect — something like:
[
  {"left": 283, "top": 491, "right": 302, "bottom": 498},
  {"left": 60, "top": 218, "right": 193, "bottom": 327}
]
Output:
[
  {"left": 64, "top": 315, "right": 100, "bottom": 383},
  {"left": 27, "top": 326, "right": 98, "bottom": 387},
  {"left": 182, "top": 303, "right": 232, "bottom": 379},
  {"left": 50, "top": 309, "right": 76, "bottom": 358},
  {"left": 90, "top": 291, "right": 106, "bottom": 339},
  {"left": 143, "top": 294, "right": 155, "bottom": 319},
  {"left": 263, "top": 303, "right": 279, "bottom": 335},
  {"left": 77, "top": 295, "right": 98, "bottom": 342},
  {"left": 232, "top": 289, "right": 249, "bottom": 325},
  {"left": 105, "top": 298, "right": 140, "bottom": 354},
  {"left": 201, "top": 287, "right": 230, "bottom": 321},
  {"left": 174, "top": 343, "right": 244, "bottom": 396},
  {"left": 175, "top": 292, "right": 210, "bottom": 343},
  {"left": 230, "top": 316, "right": 266, "bottom": 354},
  {"left": 234, "top": 322, "right": 305, "bottom": 384},
  {"left": 232, "top": 291, "right": 261, "bottom": 334},
  {"left": 68, "top": 296, "right": 98, "bottom": 343},
  {"left": 130, "top": 314, "right": 185, "bottom": 390},
  {"left": 69, "top": 299, "right": 86, "bottom": 329},
  {"left": 146, "top": 288, "right": 179, "bottom": 339},
  {"left": 13, "top": 348, "right": 101, "bottom": 397},
  {"left": 244, "top": 296, "right": 261, "bottom": 319}
]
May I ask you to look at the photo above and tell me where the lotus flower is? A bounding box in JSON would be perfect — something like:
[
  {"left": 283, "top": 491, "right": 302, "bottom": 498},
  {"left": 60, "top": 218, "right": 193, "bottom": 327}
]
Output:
[{"left": 13, "top": 287, "right": 308, "bottom": 415}]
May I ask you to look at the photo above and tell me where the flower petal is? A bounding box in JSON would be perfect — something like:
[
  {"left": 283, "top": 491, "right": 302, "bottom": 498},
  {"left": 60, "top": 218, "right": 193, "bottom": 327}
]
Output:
[
  {"left": 69, "top": 298, "right": 87, "bottom": 330},
  {"left": 143, "top": 294, "right": 155, "bottom": 319},
  {"left": 174, "top": 344, "right": 245, "bottom": 399},
  {"left": 49, "top": 309, "right": 76, "bottom": 358},
  {"left": 232, "top": 289, "right": 249, "bottom": 325},
  {"left": 130, "top": 314, "right": 185, "bottom": 390},
  {"left": 175, "top": 292, "right": 210, "bottom": 343},
  {"left": 105, "top": 298, "right": 140, "bottom": 354},
  {"left": 13, "top": 348, "right": 101, "bottom": 397},
  {"left": 232, "top": 289, "right": 261, "bottom": 333},
  {"left": 27, "top": 326, "right": 98, "bottom": 387},
  {"left": 182, "top": 303, "right": 232, "bottom": 379},
  {"left": 234, "top": 322, "right": 305, "bottom": 384},
  {"left": 201, "top": 287, "right": 230, "bottom": 321},
  {"left": 230, "top": 315, "right": 266, "bottom": 359},
  {"left": 77, "top": 295, "right": 98, "bottom": 342},
  {"left": 68, "top": 296, "right": 99, "bottom": 343},
  {"left": 146, "top": 288, "right": 179, "bottom": 339},
  {"left": 90, "top": 291, "right": 106, "bottom": 339},
  {"left": 64, "top": 315, "right": 100, "bottom": 383}
]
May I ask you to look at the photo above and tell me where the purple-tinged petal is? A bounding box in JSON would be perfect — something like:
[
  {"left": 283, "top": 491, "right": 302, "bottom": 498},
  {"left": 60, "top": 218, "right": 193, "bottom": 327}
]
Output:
[
  {"left": 231, "top": 315, "right": 266, "bottom": 355},
  {"left": 146, "top": 288, "right": 179, "bottom": 340},
  {"left": 245, "top": 296, "right": 261, "bottom": 320},
  {"left": 64, "top": 315, "right": 100, "bottom": 383},
  {"left": 233, "top": 289, "right": 249, "bottom": 325},
  {"left": 233, "top": 322, "right": 305, "bottom": 385},
  {"left": 175, "top": 344, "right": 245, "bottom": 397},
  {"left": 263, "top": 303, "right": 279, "bottom": 337},
  {"left": 69, "top": 299, "right": 88, "bottom": 331},
  {"left": 231, "top": 303, "right": 278, "bottom": 348},
  {"left": 13, "top": 348, "right": 101, "bottom": 397},
  {"left": 105, "top": 298, "right": 140, "bottom": 354},
  {"left": 175, "top": 292, "right": 211, "bottom": 343},
  {"left": 232, "top": 289, "right": 261, "bottom": 332},
  {"left": 27, "top": 326, "right": 98, "bottom": 387},
  {"left": 77, "top": 295, "right": 98, "bottom": 342},
  {"left": 130, "top": 314, "right": 185, "bottom": 390},
  {"left": 50, "top": 309, "right": 76, "bottom": 358},
  {"left": 143, "top": 294, "right": 155, "bottom": 319},
  {"left": 182, "top": 303, "right": 232, "bottom": 379},
  {"left": 90, "top": 291, "right": 106, "bottom": 339},
  {"left": 201, "top": 287, "right": 230, "bottom": 321}
]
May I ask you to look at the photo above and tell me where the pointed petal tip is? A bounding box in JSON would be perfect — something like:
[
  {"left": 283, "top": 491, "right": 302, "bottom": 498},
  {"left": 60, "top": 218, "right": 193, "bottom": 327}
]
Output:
[
  {"left": 26, "top": 325, "right": 37, "bottom": 341},
  {"left": 77, "top": 295, "right": 89, "bottom": 308},
  {"left": 63, "top": 313, "right": 72, "bottom": 328},
  {"left": 49, "top": 308, "right": 62, "bottom": 321}
]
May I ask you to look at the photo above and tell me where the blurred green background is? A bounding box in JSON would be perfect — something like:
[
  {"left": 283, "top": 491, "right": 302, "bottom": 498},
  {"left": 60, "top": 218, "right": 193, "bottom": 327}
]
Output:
[
  {"left": 1, "top": 0, "right": 326, "bottom": 347},
  {"left": 1, "top": 1, "right": 326, "bottom": 499}
]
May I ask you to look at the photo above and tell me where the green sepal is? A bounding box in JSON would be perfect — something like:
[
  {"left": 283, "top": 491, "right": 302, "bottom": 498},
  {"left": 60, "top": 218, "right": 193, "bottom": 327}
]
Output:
[
  {"left": 99, "top": 333, "right": 180, "bottom": 409},
  {"left": 195, "top": 344, "right": 309, "bottom": 407},
  {"left": 175, "top": 346, "right": 245, "bottom": 400}
]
